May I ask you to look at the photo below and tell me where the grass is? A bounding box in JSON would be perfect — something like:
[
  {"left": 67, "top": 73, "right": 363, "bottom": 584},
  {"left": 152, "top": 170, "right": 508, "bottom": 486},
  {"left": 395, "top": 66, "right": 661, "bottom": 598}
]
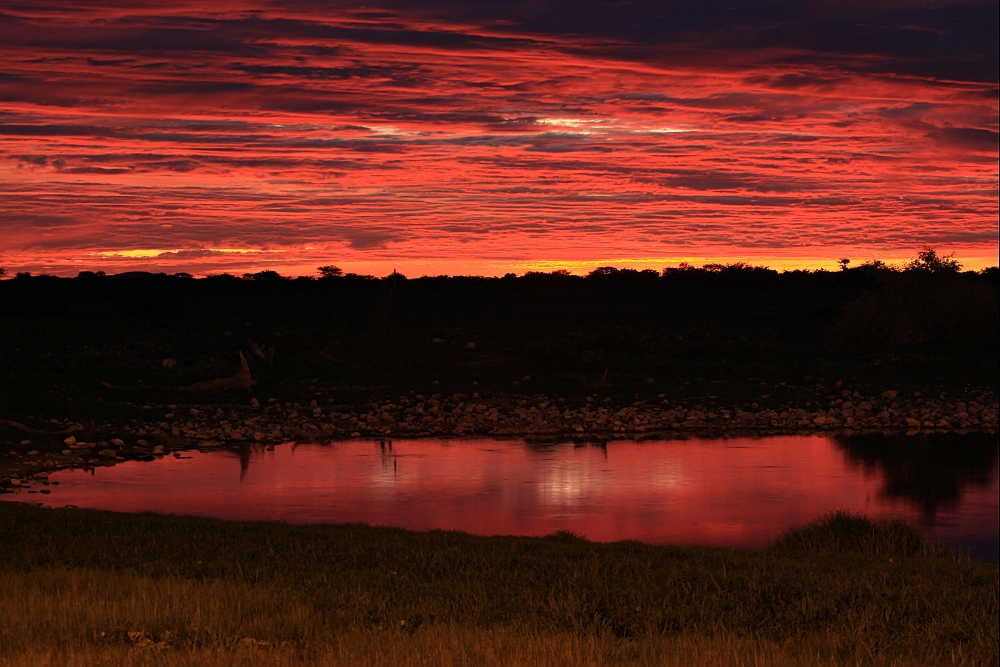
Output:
[
  {"left": 0, "top": 505, "right": 996, "bottom": 666},
  {"left": 769, "top": 512, "right": 937, "bottom": 556}
]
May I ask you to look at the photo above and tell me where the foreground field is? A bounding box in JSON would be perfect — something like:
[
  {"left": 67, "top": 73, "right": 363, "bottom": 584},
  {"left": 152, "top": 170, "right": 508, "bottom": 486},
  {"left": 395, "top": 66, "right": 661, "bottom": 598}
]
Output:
[
  {"left": 3, "top": 622, "right": 987, "bottom": 667},
  {"left": 0, "top": 505, "right": 996, "bottom": 666}
]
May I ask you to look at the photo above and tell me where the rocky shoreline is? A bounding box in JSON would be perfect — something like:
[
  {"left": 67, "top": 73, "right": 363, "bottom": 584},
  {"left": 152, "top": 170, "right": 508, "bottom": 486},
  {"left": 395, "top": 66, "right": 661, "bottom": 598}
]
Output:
[{"left": 2, "top": 388, "right": 997, "bottom": 493}]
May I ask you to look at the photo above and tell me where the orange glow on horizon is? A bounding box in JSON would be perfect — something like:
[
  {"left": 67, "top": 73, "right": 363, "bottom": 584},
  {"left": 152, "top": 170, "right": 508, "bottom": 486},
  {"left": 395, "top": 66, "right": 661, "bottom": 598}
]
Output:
[{"left": 13, "top": 251, "right": 993, "bottom": 280}]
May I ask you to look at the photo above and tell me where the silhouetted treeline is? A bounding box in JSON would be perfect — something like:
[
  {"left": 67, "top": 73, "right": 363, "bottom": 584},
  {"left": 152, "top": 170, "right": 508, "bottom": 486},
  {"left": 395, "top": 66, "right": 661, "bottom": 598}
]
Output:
[{"left": 1, "top": 252, "right": 997, "bottom": 357}]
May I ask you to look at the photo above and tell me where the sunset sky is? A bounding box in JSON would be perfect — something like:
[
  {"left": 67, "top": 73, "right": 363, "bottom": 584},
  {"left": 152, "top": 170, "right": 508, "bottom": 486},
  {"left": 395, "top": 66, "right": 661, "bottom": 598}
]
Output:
[{"left": 1, "top": 0, "right": 997, "bottom": 277}]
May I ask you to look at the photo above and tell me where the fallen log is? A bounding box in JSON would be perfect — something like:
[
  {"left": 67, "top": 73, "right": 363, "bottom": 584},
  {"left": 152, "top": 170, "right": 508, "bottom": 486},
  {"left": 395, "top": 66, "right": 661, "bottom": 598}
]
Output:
[
  {"left": 0, "top": 420, "right": 82, "bottom": 435},
  {"left": 100, "top": 380, "right": 138, "bottom": 390},
  {"left": 177, "top": 352, "right": 252, "bottom": 393}
]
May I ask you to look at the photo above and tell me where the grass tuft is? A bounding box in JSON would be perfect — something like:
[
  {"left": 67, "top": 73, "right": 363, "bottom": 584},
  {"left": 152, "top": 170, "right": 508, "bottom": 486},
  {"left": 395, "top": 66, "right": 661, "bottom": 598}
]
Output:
[{"left": 770, "top": 511, "right": 937, "bottom": 557}]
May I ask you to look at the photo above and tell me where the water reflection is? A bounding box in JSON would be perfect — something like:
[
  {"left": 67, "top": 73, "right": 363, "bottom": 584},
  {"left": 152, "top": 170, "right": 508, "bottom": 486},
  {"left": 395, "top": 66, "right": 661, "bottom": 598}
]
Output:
[
  {"left": 6, "top": 435, "right": 997, "bottom": 562},
  {"left": 835, "top": 432, "right": 999, "bottom": 517}
]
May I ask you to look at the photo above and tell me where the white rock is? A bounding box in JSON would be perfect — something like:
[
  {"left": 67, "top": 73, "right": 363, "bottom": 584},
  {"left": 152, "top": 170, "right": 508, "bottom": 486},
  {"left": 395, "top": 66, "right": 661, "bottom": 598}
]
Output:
[
  {"left": 111, "top": 438, "right": 124, "bottom": 447},
  {"left": 63, "top": 436, "right": 77, "bottom": 446},
  {"left": 465, "top": 342, "right": 476, "bottom": 349},
  {"left": 162, "top": 359, "right": 177, "bottom": 368}
]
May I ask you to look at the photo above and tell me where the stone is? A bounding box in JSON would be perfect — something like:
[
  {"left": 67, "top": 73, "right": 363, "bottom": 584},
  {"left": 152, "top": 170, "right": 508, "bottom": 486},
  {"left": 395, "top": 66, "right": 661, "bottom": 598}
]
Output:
[
  {"left": 153, "top": 445, "right": 165, "bottom": 454},
  {"left": 432, "top": 338, "right": 444, "bottom": 344},
  {"left": 162, "top": 359, "right": 177, "bottom": 368},
  {"left": 111, "top": 438, "right": 124, "bottom": 447},
  {"left": 136, "top": 439, "right": 149, "bottom": 447},
  {"left": 465, "top": 342, "right": 476, "bottom": 349},
  {"left": 27, "top": 450, "right": 38, "bottom": 456},
  {"left": 63, "top": 436, "right": 76, "bottom": 446},
  {"left": 189, "top": 408, "right": 200, "bottom": 416},
  {"left": 250, "top": 397, "right": 260, "bottom": 408},
  {"left": 19, "top": 440, "right": 31, "bottom": 445},
  {"left": 98, "top": 449, "right": 117, "bottom": 457}
]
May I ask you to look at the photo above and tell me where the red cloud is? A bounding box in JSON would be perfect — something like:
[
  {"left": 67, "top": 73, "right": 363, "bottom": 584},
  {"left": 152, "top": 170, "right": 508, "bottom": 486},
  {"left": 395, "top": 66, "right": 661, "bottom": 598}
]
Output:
[{"left": 0, "top": 2, "right": 996, "bottom": 276}]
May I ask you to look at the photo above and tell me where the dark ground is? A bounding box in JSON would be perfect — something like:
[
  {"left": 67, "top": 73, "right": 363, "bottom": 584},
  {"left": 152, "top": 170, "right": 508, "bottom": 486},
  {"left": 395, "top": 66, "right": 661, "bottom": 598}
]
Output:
[{"left": 1, "top": 263, "right": 996, "bottom": 431}]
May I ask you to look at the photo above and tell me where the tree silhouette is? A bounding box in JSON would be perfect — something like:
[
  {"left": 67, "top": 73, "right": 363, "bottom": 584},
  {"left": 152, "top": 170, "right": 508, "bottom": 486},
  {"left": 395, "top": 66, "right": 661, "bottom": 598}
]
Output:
[
  {"left": 318, "top": 265, "right": 343, "bottom": 278},
  {"left": 908, "top": 248, "right": 962, "bottom": 273}
]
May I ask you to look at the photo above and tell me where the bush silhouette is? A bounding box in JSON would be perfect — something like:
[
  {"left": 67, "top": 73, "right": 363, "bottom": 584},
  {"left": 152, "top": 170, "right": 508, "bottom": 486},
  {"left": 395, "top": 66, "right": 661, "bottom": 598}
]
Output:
[{"left": 833, "top": 252, "right": 998, "bottom": 355}]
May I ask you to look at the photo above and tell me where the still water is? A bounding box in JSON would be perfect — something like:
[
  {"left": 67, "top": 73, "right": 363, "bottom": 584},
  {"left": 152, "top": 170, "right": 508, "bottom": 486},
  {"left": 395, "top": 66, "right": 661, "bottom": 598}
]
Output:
[{"left": 9, "top": 433, "right": 999, "bottom": 562}]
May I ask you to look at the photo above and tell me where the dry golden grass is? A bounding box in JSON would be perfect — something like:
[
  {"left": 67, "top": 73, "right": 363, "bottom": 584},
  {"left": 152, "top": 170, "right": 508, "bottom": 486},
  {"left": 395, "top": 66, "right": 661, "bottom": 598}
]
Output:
[
  {"left": 1, "top": 506, "right": 996, "bottom": 666},
  {"left": 0, "top": 568, "right": 987, "bottom": 667}
]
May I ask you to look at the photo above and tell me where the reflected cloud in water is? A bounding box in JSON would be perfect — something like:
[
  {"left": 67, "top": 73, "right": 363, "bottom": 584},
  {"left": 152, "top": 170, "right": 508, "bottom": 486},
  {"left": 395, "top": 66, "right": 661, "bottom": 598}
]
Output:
[{"left": 7, "top": 435, "right": 997, "bottom": 562}]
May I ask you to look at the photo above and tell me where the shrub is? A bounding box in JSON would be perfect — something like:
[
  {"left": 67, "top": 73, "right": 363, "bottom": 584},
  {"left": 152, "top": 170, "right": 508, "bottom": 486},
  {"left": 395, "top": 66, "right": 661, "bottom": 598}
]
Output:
[{"left": 770, "top": 511, "right": 936, "bottom": 557}]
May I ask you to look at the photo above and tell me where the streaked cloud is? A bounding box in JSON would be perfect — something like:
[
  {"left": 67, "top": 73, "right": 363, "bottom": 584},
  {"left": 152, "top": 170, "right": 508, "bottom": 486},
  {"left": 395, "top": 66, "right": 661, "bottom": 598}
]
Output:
[{"left": 0, "top": 0, "right": 996, "bottom": 275}]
